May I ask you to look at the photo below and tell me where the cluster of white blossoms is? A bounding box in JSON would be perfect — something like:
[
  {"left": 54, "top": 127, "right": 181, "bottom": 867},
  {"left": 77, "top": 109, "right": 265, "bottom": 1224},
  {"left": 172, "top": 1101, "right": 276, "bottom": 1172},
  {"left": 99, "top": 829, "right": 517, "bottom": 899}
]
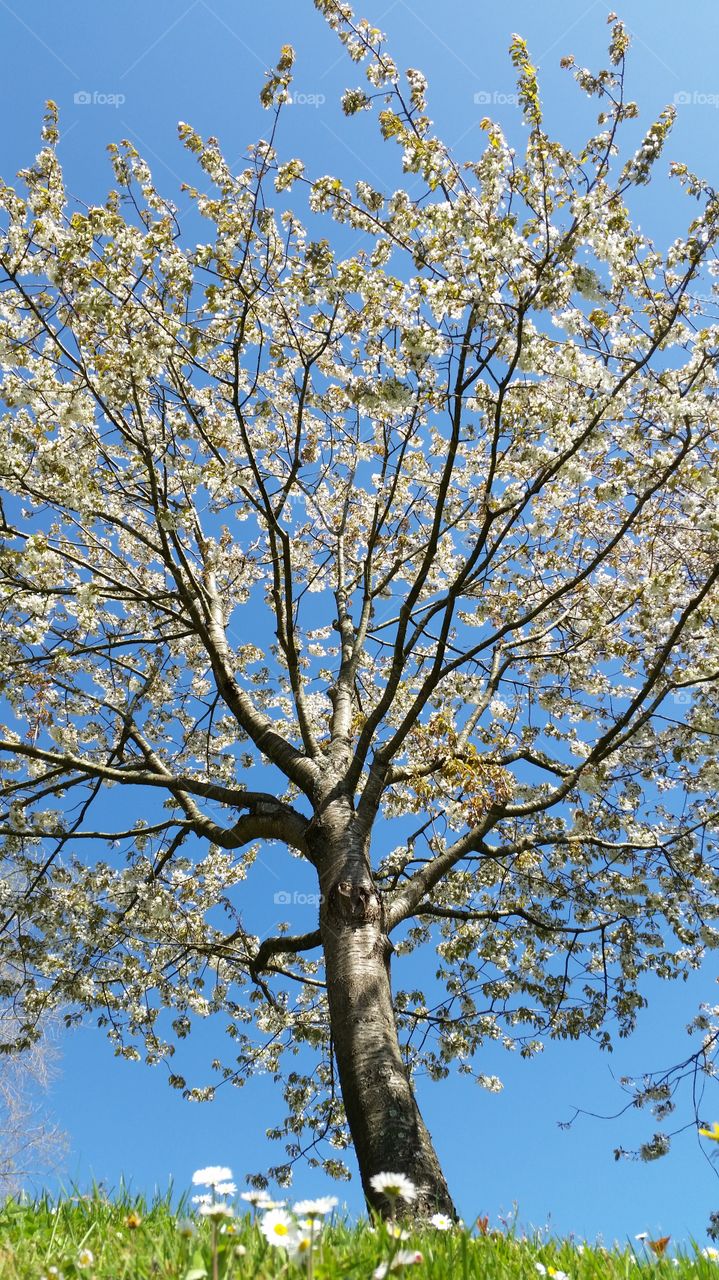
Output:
[{"left": 3, "top": 0, "right": 719, "bottom": 1198}]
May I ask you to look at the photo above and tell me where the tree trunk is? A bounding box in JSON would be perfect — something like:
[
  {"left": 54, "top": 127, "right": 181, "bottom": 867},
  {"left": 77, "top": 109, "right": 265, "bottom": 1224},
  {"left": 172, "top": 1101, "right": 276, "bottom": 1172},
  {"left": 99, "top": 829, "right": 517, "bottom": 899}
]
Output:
[{"left": 313, "top": 809, "right": 456, "bottom": 1219}]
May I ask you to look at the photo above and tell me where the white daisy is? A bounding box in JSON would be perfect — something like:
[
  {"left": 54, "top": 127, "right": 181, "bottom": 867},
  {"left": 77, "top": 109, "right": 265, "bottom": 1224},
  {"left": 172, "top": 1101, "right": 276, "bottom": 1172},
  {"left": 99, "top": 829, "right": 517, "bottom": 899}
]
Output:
[
  {"left": 260, "top": 1208, "right": 299, "bottom": 1248},
  {"left": 297, "top": 1216, "right": 324, "bottom": 1234},
  {"left": 373, "top": 1249, "right": 424, "bottom": 1277},
  {"left": 386, "top": 1223, "right": 409, "bottom": 1240},
  {"left": 292, "top": 1195, "right": 338, "bottom": 1217},
  {"left": 288, "top": 1231, "right": 314, "bottom": 1262},
  {"left": 430, "top": 1212, "right": 453, "bottom": 1230},
  {"left": 241, "top": 1191, "right": 285, "bottom": 1209},
  {"left": 369, "top": 1172, "right": 417, "bottom": 1204},
  {"left": 192, "top": 1165, "right": 233, "bottom": 1187},
  {"left": 214, "top": 1181, "right": 237, "bottom": 1197},
  {"left": 199, "top": 1202, "right": 234, "bottom": 1219},
  {"left": 76, "top": 1250, "right": 94, "bottom": 1270}
]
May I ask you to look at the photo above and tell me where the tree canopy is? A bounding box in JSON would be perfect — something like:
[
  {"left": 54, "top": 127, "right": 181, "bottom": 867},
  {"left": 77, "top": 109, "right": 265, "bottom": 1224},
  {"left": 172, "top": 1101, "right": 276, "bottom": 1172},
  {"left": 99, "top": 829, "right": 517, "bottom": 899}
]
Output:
[{"left": 1, "top": 1, "right": 719, "bottom": 1201}]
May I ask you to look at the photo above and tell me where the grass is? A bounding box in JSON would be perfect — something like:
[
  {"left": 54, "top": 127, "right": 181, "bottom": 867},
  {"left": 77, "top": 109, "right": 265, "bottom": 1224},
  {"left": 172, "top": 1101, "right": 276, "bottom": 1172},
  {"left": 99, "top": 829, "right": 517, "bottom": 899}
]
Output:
[{"left": 0, "top": 1189, "right": 717, "bottom": 1280}]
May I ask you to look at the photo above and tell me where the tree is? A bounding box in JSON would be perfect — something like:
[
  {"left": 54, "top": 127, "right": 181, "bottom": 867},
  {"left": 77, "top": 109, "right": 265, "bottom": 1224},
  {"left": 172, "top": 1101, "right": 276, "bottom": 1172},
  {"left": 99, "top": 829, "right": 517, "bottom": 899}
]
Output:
[
  {"left": 1, "top": 0, "right": 719, "bottom": 1217},
  {"left": 0, "top": 980, "right": 66, "bottom": 1198}
]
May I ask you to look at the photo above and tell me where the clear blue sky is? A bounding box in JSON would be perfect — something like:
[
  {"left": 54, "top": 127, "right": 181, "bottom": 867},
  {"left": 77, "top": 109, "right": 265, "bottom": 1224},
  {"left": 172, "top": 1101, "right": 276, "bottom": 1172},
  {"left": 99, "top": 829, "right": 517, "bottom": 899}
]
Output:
[{"left": 2, "top": 0, "right": 719, "bottom": 1245}]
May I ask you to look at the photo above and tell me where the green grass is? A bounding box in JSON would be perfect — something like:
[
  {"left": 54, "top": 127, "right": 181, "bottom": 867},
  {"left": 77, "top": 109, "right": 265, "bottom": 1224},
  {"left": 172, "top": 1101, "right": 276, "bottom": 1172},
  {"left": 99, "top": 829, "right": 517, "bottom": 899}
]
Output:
[{"left": 0, "top": 1190, "right": 717, "bottom": 1279}]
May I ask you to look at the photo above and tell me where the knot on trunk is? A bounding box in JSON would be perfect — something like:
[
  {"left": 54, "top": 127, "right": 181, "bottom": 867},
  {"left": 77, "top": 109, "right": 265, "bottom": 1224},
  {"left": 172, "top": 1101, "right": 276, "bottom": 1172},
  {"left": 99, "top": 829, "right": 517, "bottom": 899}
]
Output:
[{"left": 327, "top": 876, "right": 381, "bottom": 926}]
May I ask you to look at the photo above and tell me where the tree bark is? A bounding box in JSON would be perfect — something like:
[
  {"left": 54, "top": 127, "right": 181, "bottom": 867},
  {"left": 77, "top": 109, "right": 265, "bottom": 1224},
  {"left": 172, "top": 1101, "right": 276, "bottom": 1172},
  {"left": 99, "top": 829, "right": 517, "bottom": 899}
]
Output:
[{"left": 311, "top": 803, "right": 456, "bottom": 1218}]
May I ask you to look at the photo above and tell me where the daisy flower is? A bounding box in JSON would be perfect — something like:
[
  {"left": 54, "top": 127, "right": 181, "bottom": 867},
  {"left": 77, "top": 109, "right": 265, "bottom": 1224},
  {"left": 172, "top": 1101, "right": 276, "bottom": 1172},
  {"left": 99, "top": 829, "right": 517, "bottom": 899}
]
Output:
[
  {"left": 297, "top": 1216, "right": 324, "bottom": 1235},
  {"left": 241, "top": 1191, "right": 285, "bottom": 1209},
  {"left": 214, "top": 1181, "right": 236, "bottom": 1197},
  {"left": 373, "top": 1250, "right": 424, "bottom": 1277},
  {"left": 76, "top": 1250, "right": 94, "bottom": 1270},
  {"left": 429, "top": 1212, "right": 453, "bottom": 1230},
  {"left": 192, "top": 1165, "right": 233, "bottom": 1186},
  {"left": 260, "top": 1208, "right": 299, "bottom": 1248},
  {"left": 292, "top": 1196, "right": 338, "bottom": 1217},
  {"left": 288, "top": 1231, "right": 314, "bottom": 1262},
  {"left": 386, "top": 1224, "right": 409, "bottom": 1240},
  {"left": 369, "top": 1172, "right": 417, "bottom": 1204},
  {"left": 199, "top": 1202, "right": 234, "bottom": 1219}
]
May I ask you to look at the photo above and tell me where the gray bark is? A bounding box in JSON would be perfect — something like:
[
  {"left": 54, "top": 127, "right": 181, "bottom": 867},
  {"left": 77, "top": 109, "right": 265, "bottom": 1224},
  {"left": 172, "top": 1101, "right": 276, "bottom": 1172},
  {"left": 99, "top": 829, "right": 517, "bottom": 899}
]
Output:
[{"left": 308, "top": 795, "right": 456, "bottom": 1218}]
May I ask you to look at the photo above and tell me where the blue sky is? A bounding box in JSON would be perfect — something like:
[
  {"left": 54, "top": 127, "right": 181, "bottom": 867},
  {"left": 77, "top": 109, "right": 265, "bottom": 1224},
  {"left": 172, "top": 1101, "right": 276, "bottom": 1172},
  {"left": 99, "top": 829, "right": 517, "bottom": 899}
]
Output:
[{"left": 2, "top": 0, "right": 719, "bottom": 1245}]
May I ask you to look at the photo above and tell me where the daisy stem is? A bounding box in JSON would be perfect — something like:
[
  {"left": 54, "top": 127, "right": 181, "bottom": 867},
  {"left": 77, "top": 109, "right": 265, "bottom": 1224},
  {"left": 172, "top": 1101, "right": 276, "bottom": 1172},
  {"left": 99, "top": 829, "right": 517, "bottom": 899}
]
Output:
[
  {"left": 307, "top": 1219, "right": 315, "bottom": 1280},
  {"left": 385, "top": 1205, "right": 401, "bottom": 1274}
]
